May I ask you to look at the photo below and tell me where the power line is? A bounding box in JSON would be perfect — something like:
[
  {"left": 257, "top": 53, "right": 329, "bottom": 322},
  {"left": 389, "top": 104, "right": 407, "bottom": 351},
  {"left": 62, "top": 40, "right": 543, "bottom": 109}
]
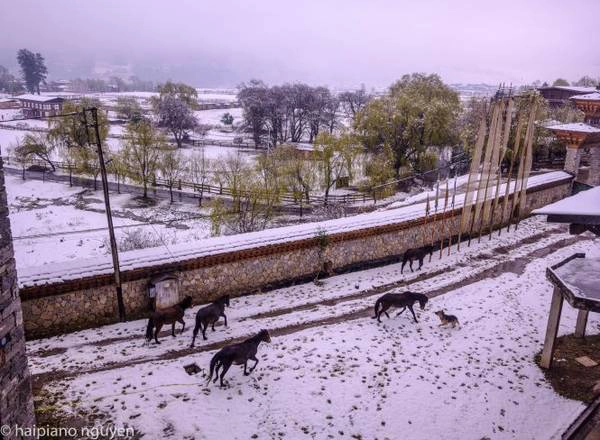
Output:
[{"left": 12, "top": 213, "right": 209, "bottom": 241}]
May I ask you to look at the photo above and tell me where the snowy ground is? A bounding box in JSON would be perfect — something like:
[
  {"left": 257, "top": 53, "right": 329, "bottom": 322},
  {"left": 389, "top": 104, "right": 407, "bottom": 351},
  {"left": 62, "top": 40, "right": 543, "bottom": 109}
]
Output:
[
  {"left": 6, "top": 175, "right": 211, "bottom": 270},
  {"left": 195, "top": 107, "right": 242, "bottom": 127},
  {"left": 28, "top": 217, "right": 600, "bottom": 439}
]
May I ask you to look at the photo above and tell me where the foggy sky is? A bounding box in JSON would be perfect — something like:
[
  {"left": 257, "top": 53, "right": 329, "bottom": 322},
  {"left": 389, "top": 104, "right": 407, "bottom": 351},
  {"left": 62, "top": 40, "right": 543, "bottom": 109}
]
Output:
[{"left": 1, "top": 0, "right": 598, "bottom": 88}]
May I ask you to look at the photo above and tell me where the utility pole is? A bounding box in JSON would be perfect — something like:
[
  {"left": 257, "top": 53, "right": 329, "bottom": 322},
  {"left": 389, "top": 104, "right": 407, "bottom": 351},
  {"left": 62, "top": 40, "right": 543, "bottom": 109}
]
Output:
[{"left": 82, "top": 108, "right": 126, "bottom": 321}]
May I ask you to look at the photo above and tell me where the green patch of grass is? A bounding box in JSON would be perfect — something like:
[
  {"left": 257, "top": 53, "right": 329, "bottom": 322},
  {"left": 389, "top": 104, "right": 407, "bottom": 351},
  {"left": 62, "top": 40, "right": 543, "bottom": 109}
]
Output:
[{"left": 536, "top": 333, "right": 600, "bottom": 403}]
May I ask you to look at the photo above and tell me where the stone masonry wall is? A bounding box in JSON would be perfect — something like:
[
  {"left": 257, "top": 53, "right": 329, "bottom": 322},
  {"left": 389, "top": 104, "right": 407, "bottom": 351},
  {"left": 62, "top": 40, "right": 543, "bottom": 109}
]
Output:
[
  {"left": 0, "top": 158, "right": 35, "bottom": 437},
  {"left": 20, "top": 178, "right": 572, "bottom": 339}
]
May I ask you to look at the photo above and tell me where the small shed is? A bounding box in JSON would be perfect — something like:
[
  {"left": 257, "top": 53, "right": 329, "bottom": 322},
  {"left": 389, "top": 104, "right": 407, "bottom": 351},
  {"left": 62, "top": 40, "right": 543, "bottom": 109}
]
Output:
[
  {"left": 148, "top": 273, "right": 180, "bottom": 310},
  {"left": 532, "top": 185, "right": 600, "bottom": 235}
]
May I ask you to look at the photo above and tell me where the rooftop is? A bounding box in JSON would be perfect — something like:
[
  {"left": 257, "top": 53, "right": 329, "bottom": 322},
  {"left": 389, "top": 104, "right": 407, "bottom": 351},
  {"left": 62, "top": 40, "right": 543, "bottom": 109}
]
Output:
[
  {"left": 570, "top": 92, "right": 600, "bottom": 102},
  {"left": 16, "top": 94, "right": 64, "bottom": 103},
  {"left": 532, "top": 185, "right": 600, "bottom": 219},
  {"left": 539, "top": 86, "right": 597, "bottom": 94},
  {"left": 546, "top": 122, "right": 600, "bottom": 134}
]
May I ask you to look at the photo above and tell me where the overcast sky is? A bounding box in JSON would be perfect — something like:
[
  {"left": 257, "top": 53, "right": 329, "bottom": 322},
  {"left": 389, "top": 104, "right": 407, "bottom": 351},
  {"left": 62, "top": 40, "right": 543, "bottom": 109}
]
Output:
[{"left": 1, "top": 0, "right": 598, "bottom": 88}]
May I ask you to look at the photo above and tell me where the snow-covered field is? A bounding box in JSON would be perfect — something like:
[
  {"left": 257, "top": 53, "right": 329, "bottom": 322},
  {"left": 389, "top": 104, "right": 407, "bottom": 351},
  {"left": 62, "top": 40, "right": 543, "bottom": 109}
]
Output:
[
  {"left": 6, "top": 175, "right": 211, "bottom": 271},
  {"left": 195, "top": 107, "right": 242, "bottom": 127},
  {"left": 28, "top": 216, "right": 600, "bottom": 439}
]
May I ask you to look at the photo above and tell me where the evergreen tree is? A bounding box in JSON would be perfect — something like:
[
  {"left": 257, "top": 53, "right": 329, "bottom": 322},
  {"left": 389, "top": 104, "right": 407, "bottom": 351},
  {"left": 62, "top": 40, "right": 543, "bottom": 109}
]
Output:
[{"left": 17, "top": 49, "right": 47, "bottom": 94}]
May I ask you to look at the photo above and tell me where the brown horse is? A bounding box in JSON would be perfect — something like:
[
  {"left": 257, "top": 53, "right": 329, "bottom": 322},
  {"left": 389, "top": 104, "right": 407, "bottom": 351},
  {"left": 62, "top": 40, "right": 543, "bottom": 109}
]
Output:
[
  {"left": 208, "top": 329, "right": 272, "bottom": 387},
  {"left": 145, "top": 296, "right": 193, "bottom": 344}
]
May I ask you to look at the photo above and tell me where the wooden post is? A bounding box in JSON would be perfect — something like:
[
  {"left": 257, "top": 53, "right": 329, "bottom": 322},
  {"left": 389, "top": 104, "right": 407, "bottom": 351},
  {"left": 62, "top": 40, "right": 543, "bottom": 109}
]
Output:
[
  {"left": 540, "top": 287, "right": 564, "bottom": 369},
  {"left": 574, "top": 310, "right": 589, "bottom": 338}
]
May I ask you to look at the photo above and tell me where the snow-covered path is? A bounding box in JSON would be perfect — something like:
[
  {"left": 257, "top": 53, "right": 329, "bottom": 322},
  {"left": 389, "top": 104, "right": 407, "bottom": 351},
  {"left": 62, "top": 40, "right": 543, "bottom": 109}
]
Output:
[{"left": 28, "top": 217, "right": 600, "bottom": 439}]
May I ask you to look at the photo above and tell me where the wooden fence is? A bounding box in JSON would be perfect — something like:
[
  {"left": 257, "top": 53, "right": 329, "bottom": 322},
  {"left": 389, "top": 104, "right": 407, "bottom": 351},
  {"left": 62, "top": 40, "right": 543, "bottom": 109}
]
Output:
[{"left": 2, "top": 154, "right": 473, "bottom": 208}]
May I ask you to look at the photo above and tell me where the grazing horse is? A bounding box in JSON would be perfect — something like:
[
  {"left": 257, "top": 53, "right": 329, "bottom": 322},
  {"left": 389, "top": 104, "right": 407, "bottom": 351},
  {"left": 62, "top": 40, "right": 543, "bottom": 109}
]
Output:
[
  {"left": 207, "top": 329, "right": 271, "bottom": 387},
  {"left": 401, "top": 244, "right": 434, "bottom": 273},
  {"left": 191, "top": 295, "right": 230, "bottom": 347},
  {"left": 145, "top": 296, "right": 193, "bottom": 344},
  {"left": 372, "top": 291, "right": 428, "bottom": 323}
]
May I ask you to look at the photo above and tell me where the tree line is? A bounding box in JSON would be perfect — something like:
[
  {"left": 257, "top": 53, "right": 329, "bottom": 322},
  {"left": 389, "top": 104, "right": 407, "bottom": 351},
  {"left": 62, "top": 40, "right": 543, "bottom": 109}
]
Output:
[
  {"left": 237, "top": 80, "right": 371, "bottom": 147},
  {"left": 0, "top": 48, "right": 156, "bottom": 95}
]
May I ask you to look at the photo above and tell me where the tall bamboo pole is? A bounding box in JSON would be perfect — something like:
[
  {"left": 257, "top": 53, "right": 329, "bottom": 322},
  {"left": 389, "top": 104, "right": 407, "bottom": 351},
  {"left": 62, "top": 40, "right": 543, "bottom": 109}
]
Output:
[
  {"left": 457, "top": 118, "right": 486, "bottom": 251},
  {"left": 498, "top": 109, "right": 524, "bottom": 237},
  {"left": 439, "top": 178, "right": 450, "bottom": 258},
  {"left": 514, "top": 100, "right": 537, "bottom": 231},
  {"left": 478, "top": 98, "right": 505, "bottom": 242},
  {"left": 469, "top": 101, "right": 499, "bottom": 246},
  {"left": 508, "top": 97, "right": 536, "bottom": 231},
  {"left": 488, "top": 97, "right": 514, "bottom": 239},
  {"left": 447, "top": 173, "right": 458, "bottom": 256},
  {"left": 429, "top": 177, "right": 440, "bottom": 262}
]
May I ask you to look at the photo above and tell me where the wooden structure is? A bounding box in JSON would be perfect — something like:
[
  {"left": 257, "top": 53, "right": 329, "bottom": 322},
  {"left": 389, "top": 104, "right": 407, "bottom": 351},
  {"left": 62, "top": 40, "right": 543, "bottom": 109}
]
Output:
[
  {"left": 541, "top": 254, "right": 600, "bottom": 369},
  {"left": 0, "top": 98, "right": 19, "bottom": 110},
  {"left": 538, "top": 85, "right": 597, "bottom": 107},
  {"left": 532, "top": 184, "right": 600, "bottom": 235},
  {"left": 148, "top": 273, "right": 180, "bottom": 310},
  {"left": 546, "top": 123, "right": 600, "bottom": 185},
  {"left": 17, "top": 94, "right": 64, "bottom": 118},
  {"left": 570, "top": 92, "right": 600, "bottom": 127}
]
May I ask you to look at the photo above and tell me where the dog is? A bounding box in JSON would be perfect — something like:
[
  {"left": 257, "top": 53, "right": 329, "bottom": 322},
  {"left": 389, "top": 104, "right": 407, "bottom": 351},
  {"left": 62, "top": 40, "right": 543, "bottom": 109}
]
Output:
[{"left": 434, "top": 310, "right": 460, "bottom": 328}]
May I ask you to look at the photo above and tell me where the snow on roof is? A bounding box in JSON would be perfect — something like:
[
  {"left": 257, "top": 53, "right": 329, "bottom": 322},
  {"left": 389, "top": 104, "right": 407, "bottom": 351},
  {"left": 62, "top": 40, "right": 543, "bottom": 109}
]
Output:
[
  {"left": 16, "top": 94, "right": 63, "bottom": 102},
  {"left": 532, "top": 185, "right": 600, "bottom": 217},
  {"left": 0, "top": 98, "right": 18, "bottom": 103},
  {"left": 540, "top": 86, "right": 597, "bottom": 93},
  {"left": 18, "top": 171, "right": 572, "bottom": 289},
  {"left": 570, "top": 92, "right": 600, "bottom": 102},
  {"left": 546, "top": 122, "right": 600, "bottom": 134}
]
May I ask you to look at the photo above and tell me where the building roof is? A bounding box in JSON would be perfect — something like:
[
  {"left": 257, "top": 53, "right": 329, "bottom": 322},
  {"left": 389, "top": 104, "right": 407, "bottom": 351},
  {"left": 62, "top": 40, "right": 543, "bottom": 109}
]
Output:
[
  {"left": 532, "top": 185, "right": 600, "bottom": 224},
  {"left": 539, "top": 86, "right": 597, "bottom": 94},
  {"left": 546, "top": 122, "right": 600, "bottom": 134},
  {"left": 570, "top": 92, "right": 600, "bottom": 102},
  {"left": 16, "top": 94, "right": 64, "bottom": 103}
]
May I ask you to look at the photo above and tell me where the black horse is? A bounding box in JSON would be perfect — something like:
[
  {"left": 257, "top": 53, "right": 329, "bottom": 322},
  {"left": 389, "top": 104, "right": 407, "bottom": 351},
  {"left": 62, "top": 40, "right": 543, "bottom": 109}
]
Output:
[
  {"left": 145, "top": 296, "right": 193, "bottom": 344},
  {"left": 207, "top": 329, "right": 271, "bottom": 387},
  {"left": 191, "top": 295, "right": 230, "bottom": 347},
  {"left": 401, "top": 244, "right": 434, "bottom": 273},
  {"left": 372, "top": 291, "right": 428, "bottom": 323}
]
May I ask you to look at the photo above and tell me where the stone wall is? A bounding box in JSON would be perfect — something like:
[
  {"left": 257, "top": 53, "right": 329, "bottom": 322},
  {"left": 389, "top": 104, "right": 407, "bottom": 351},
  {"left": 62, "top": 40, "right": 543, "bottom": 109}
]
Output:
[
  {"left": 0, "top": 158, "right": 35, "bottom": 437},
  {"left": 20, "top": 176, "right": 572, "bottom": 339}
]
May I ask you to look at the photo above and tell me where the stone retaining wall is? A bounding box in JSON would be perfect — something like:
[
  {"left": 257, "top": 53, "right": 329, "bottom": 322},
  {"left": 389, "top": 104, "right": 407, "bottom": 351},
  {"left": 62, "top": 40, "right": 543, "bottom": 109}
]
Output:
[
  {"left": 0, "top": 159, "right": 35, "bottom": 435},
  {"left": 20, "top": 177, "right": 572, "bottom": 339}
]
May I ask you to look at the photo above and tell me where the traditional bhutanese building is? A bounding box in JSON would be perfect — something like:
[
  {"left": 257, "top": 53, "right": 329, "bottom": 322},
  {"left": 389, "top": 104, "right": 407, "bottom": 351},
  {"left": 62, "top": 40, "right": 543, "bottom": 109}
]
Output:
[
  {"left": 546, "top": 91, "right": 600, "bottom": 186},
  {"left": 538, "top": 85, "right": 597, "bottom": 107},
  {"left": 17, "top": 94, "right": 64, "bottom": 118},
  {"left": 570, "top": 92, "right": 600, "bottom": 127},
  {"left": 0, "top": 98, "right": 20, "bottom": 110}
]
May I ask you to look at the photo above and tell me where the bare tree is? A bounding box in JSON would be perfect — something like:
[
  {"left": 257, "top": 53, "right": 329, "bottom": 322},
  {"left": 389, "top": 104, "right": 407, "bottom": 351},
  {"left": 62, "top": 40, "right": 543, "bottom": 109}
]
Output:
[
  {"left": 155, "top": 96, "right": 198, "bottom": 148},
  {"left": 210, "top": 152, "right": 279, "bottom": 233},
  {"left": 14, "top": 132, "right": 57, "bottom": 171},
  {"left": 314, "top": 133, "right": 347, "bottom": 204},
  {"left": 159, "top": 149, "right": 183, "bottom": 202},
  {"left": 339, "top": 85, "right": 372, "bottom": 119},
  {"left": 272, "top": 145, "right": 317, "bottom": 204},
  {"left": 121, "top": 120, "right": 165, "bottom": 198},
  {"left": 187, "top": 149, "right": 211, "bottom": 206}
]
